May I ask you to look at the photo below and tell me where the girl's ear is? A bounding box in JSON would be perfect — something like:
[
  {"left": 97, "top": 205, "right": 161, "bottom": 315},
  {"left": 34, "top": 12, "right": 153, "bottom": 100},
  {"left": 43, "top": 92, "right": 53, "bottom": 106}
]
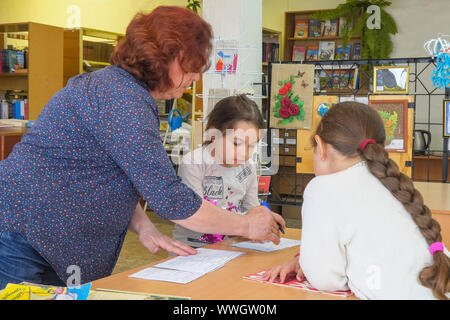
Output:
[{"left": 314, "top": 135, "right": 327, "bottom": 161}]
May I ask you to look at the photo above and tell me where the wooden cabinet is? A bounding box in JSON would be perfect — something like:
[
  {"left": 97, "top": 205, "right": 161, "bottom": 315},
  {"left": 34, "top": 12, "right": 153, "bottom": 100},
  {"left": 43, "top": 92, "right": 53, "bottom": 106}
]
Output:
[
  {"left": 413, "top": 156, "right": 450, "bottom": 181},
  {"left": 0, "top": 127, "right": 27, "bottom": 160},
  {"left": 0, "top": 22, "right": 64, "bottom": 120}
]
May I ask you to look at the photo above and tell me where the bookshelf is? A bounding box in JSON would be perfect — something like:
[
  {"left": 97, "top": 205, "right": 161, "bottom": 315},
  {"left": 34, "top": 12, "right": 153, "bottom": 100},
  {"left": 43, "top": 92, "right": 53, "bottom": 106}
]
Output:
[
  {"left": 284, "top": 10, "right": 362, "bottom": 62},
  {"left": 63, "top": 27, "right": 124, "bottom": 86},
  {"left": 262, "top": 28, "right": 281, "bottom": 123},
  {"left": 0, "top": 22, "right": 64, "bottom": 120}
]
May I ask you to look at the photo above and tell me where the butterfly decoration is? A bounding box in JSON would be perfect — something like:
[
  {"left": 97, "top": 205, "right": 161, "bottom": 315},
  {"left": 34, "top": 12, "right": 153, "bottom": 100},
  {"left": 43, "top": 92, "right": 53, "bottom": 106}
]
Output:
[
  {"left": 298, "top": 71, "right": 306, "bottom": 77},
  {"left": 301, "top": 80, "right": 309, "bottom": 88}
]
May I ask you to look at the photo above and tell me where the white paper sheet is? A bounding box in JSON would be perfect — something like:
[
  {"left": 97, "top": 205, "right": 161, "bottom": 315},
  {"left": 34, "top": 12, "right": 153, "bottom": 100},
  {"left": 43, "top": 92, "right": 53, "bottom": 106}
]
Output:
[
  {"left": 155, "top": 248, "right": 245, "bottom": 274},
  {"left": 128, "top": 248, "right": 245, "bottom": 284},
  {"left": 231, "top": 238, "right": 301, "bottom": 252},
  {"left": 129, "top": 267, "right": 203, "bottom": 284}
]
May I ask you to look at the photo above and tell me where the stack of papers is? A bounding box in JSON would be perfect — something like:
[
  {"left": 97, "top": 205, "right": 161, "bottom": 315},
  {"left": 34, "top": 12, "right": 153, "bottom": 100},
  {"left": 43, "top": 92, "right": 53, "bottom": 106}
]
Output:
[
  {"left": 231, "top": 238, "right": 301, "bottom": 252},
  {"left": 129, "top": 248, "right": 245, "bottom": 284}
]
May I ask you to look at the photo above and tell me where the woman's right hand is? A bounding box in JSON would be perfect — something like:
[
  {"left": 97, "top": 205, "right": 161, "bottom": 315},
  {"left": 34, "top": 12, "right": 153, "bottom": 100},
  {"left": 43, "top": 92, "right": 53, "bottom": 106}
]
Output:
[
  {"left": 245, "top": 206, "right": 286, "bottom": 245},
  {"left": 262, "top": 257, "right": 305, "bottom": 283}
]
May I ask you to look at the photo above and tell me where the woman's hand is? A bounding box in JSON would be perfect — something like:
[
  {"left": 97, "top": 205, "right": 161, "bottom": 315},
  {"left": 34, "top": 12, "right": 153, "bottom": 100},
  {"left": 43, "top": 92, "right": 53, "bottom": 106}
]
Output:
[
  {"left": 138, "top": 224, "right": 197, "bottom": 256},
  {"left": 262, "top": 257, "right": 305, "bottom": 283},
  {"left": 129, "top": 203, "right": 197, "bottom": 256},
  {"left": 245, "top": 206, "right": 286, "bottom": 245}
]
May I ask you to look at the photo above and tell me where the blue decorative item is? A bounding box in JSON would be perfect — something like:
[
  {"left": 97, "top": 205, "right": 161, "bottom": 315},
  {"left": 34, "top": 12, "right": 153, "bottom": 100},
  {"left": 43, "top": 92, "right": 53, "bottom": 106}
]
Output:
[
  {"left": 168, "top": 109, "right": 189, "bottom": 131},
  {"left": 317, "top": 102, "right": 331, "bottom": 117},
  {"left": 431, "top": 51, "right": 450, "bottom": 89}
]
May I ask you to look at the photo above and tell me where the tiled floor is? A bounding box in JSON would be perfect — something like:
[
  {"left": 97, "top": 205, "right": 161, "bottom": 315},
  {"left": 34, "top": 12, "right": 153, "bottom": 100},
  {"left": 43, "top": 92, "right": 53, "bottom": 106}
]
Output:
[{"left": 112, "top": 211, "right": 301, "bottom": 275}]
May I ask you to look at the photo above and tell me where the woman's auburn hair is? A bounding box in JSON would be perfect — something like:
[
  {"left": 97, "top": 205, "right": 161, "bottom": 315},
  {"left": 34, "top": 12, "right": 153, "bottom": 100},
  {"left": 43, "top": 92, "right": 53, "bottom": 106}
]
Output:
[
  {"left": 314, "top": 102, "right": 450, "bottom": 300},
  {"left": 110, "top": 6, "right": 213, "bottom": 92}
]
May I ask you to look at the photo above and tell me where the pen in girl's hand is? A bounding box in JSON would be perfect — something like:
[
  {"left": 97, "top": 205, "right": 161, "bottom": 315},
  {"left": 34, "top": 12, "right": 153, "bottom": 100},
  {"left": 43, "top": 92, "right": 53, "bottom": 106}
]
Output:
[{"left": 260, "top": 200, "right": 285, "bottom": 234}]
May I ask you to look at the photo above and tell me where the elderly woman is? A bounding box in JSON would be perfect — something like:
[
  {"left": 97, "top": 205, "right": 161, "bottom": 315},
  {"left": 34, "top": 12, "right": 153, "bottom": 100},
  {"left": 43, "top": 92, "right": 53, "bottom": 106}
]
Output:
[{"left": 0, "top": 6, "right": 284, "bottom": 289}]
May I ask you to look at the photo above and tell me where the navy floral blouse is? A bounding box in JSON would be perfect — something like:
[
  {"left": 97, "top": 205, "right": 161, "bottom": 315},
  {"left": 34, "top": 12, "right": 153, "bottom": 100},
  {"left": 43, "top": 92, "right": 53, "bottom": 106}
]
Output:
[{"left": 0, "top": 66, "right": 202, "bottom": 284}]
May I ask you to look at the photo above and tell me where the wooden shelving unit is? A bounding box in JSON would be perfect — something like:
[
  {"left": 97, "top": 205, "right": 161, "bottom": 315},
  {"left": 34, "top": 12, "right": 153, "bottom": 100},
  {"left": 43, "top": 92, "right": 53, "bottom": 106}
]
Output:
[
  {"left": 284, "top": 10, "right": 362, "bottom": 62},
  {"left": 262, "top": 27, "right": 281, "bottom": 123},
  {"left": 0, "top": 22, "right": 64, "bottom": 120},
  {"left": 63, "top": 27, "right": 124, "bottom": 86}
]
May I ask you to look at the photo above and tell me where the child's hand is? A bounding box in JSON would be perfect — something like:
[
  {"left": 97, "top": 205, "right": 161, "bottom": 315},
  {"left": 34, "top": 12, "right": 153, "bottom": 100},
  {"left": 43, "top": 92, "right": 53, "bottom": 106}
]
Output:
[{"left": 262, "top": 257, "right": 305, "bottom": 283}]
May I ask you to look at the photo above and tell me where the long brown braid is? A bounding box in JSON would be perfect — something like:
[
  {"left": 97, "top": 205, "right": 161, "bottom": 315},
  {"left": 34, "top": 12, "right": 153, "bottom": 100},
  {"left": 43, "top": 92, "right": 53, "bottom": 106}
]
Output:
[{"left": 313, "top": 101, "right": 450, "bottom": 300}]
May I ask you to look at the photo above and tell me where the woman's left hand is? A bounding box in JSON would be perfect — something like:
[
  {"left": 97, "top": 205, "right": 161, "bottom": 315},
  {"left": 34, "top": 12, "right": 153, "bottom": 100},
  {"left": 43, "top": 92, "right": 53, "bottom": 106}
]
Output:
[{"left": 138, "top": 225, "right": 198, "bottom": 256}]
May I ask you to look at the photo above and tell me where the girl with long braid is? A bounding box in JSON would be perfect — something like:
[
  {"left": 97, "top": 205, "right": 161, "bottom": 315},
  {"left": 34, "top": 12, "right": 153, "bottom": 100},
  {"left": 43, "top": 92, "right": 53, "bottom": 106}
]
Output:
[{"left": 263, "top": 102, "right": 449, "bottom": 299}]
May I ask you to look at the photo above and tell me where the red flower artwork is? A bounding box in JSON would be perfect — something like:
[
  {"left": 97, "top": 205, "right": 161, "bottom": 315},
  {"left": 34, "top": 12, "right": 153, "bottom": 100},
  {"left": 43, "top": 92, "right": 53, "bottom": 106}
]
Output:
[{"left": 273, "top": 77, "right": 306, "bottom": 125}]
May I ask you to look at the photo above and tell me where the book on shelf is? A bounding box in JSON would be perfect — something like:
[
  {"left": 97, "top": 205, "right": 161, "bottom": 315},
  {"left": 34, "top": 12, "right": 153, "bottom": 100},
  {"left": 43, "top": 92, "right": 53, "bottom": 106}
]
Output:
[
  {"left": 336, "top": 44, "right": 351, "bottom": 60},
  {"left": 293, "top": 19, "right": 308, "bottom": 39},
  {"left": 262, "top": 42, "right": 279, "bottom": 63},
  {"left": 318, "top": 41, "right": 335, "bottom": 61},
  {"left": 338, "top": 17, "right": 351, "bottom": 37},
  {"left": 308, "top": 19, "right": 322, "bottom": 38},
  {"left": 317, "top": 68, "right": 359, "bottom": 91},
  {"left": 321, "top": 19, "right": 339, "bottom": 37},
  {"left": 306, "top": 45, "right": 319, "bottom": 61},
  {"left": 292, "top": 45, "right": 306, "bottom": 62},
  {"left": 257, "top": 176, "right": 271, "bottom": 194},
  {"left": 0, "top": 49, "right": 27, "bottom": 74},
  {"left": 352, "top": 43, "right": 361, "bottom": 59}
]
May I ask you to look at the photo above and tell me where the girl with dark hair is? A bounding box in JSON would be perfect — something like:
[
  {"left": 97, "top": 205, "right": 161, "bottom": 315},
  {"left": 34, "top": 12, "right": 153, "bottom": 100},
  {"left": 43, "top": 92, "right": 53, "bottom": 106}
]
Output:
[
  {"left": 263, "top": 102, "right": 449, "bottom": 300},
  {"left": 173, "top": 95, "right": 266, "bottom": 247},
  {"left": 0, "top": 7, "right": 284, "bottom": 289}
]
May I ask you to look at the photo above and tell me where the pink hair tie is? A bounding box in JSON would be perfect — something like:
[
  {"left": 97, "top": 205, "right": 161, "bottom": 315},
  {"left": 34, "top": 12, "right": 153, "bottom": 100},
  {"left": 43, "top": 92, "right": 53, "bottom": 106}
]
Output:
[
  {"left": 429, "top": 242, "right": 444, "bottom": 255},
  {"left": 359, "top": 139, "right": 376, "bottom": 151}
]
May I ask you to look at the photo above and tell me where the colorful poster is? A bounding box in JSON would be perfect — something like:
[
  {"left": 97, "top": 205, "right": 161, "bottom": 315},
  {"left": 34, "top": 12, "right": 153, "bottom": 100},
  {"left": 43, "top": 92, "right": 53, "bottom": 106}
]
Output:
[{"left": 214, "top": 40, "right": 238, "bottom": 74}]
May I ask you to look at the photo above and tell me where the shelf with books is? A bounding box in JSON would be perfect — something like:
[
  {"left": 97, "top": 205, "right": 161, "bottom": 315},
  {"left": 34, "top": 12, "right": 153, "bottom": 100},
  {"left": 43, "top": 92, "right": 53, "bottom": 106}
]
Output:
[
  {"left": 262, "top": 27, "right": 281, "bottom": 64},
  {"left": 284, "top": 10, "right": 363, "bottom": 63},
  {"left": 262, "top": 28, "right": 282, "bottom": 126},
  {"left": 0, "top": 22, "right": 64, "bottom": 120},
  {"left": 63, "top": 27, "right": 124, "bottom": 86}
]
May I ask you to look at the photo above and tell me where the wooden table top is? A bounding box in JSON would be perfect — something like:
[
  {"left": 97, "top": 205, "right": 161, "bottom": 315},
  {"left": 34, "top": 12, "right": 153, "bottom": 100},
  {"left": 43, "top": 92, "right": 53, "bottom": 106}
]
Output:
[
  {"left": 414, "top": 181, "right": 450, "bottom": 215},
  {"left": 92, "top": 228, "right": 356, "bottom": 300},
  {"left": 0, "top": 126, "right": 27, "bottom": 137}
]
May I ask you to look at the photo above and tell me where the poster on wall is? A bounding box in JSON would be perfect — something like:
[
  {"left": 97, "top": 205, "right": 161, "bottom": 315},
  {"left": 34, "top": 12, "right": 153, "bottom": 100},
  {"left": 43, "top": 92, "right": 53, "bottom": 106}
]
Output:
[
  {"left": 368, "top": 99, "right": 409, "bottom": 152},
  {"left": 444, "top": 99, "right": 450, "bottom": 137},
  {"left": 270, "top": 63, "right": 314, "bottom": 129},
  {"left": 214, "top": 40, "right": 238, "bottom": 74},
  {"left": 373, "top": 66, "right": 409, "bottom": 94}
]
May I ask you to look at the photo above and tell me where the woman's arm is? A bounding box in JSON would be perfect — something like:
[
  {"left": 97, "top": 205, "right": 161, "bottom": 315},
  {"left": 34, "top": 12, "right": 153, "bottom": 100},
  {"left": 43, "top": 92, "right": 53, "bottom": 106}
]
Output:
[
  {"left": 172, "top": 199, "right": 286, "bottom": 244},
  {"left": 129, "top": 203, "right": 198, "bottom": 256}
]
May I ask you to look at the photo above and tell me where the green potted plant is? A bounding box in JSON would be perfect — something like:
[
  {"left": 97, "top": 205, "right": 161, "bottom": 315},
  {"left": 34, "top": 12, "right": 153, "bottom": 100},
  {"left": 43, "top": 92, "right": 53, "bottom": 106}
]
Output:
[{"left": 186, "top": 0, "right": 201, "bottom": 14}]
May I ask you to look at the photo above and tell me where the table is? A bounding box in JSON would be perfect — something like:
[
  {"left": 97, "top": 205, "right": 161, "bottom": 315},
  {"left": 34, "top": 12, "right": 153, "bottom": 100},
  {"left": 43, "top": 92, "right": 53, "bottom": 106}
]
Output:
[
  {"left": 414, "top": 181, "right": 450, "bottom": 246},
  {"left": 92, "top": 228, "right": 356, "bottom": 300}
]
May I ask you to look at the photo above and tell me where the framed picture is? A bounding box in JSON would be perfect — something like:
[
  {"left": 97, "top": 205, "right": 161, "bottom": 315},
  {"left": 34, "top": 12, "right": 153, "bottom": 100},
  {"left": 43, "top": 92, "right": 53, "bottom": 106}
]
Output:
[
  {"left": 373, "top": 66, "right": 409, "bottom": 94},
  {"left": 270, "top": 63, "right": 314, "bottom": 129},
  {"left": 369, "top": 99, "right": 409, "bottom": 152},
  {"left": 444, "top": 99, "right": 450, "bottom": 137}
]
